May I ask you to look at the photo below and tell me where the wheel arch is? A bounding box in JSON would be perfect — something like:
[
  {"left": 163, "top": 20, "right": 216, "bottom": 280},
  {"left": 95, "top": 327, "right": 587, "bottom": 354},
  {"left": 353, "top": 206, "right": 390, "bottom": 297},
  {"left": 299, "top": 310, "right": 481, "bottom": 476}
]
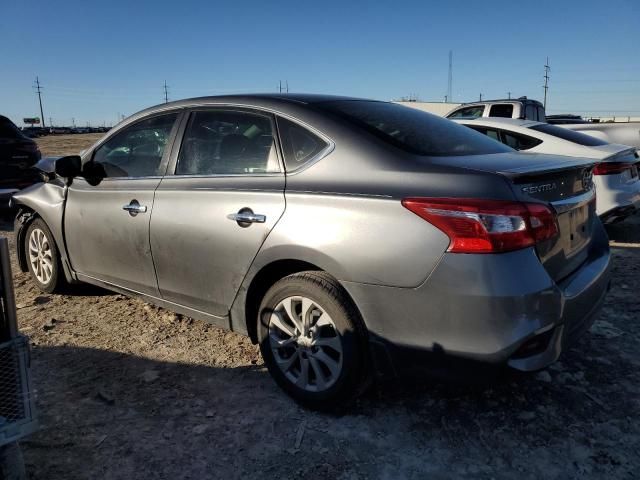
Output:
[
  {"left": 238, "top": 258, "right": 322, "bottom": 344},
  {"left": 14, "top": 207, "right": 36, "bottom": 273}
]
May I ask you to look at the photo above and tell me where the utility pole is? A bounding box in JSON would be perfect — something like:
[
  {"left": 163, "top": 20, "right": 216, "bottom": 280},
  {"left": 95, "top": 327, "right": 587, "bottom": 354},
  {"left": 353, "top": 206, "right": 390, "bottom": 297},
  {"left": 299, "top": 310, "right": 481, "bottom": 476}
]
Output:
[
  {"left": 48, "top": 117, "right": 52, "bottom": 127},
  {"left": 479, "top": 93, "right": 483, "bottom": 101},
  {"left": 34, "top": 76, "right": 46, "bottom": 127},
  {"left": 447, "top": 50, "right": 453, "bottom": 103},
  {"left": 286, "top": 80, "right": 289, "bottom": 93},
  {"left": 72, "top": 117, "right": 75, "bottom": 127},
  {"left": 279, "top": 80, "right": 282, "bottom": 93},
  {"left": 543, "top": 57, "right": 550, "bottom": 109},
  {"left": 163, "top": 81, "right": 169, "bottom": 103},
  {"left": 508, "top": 92, "right": 511, "bottom": 99}
]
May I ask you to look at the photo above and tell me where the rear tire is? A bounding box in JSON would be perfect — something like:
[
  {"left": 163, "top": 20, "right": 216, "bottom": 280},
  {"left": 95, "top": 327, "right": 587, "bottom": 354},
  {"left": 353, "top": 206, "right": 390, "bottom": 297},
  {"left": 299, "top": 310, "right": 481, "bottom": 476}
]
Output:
[
  {"left": 258, "top": 271, "right": 369, "bottom": 410},
  {"left": 24, "top": 218, "right": 66, "bottom": 294}
]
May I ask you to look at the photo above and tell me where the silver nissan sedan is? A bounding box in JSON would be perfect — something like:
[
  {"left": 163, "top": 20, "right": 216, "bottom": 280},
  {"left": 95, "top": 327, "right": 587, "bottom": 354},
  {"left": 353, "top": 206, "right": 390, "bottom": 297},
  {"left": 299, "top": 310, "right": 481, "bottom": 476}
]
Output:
[{"left": 12, "top": 95, "right": 611, "bottom": 409}]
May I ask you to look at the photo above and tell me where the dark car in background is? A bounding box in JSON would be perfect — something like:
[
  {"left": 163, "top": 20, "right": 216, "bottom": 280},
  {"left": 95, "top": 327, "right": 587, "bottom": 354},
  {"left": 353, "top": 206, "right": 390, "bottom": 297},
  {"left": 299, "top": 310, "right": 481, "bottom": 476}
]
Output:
[{"left": 0, "top": 115, "right": 42, "bottom": 207}]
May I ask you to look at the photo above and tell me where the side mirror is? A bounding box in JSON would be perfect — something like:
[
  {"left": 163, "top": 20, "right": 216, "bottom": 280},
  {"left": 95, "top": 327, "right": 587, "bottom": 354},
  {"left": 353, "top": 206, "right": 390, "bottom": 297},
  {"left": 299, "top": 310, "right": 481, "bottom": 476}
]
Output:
[{"left": 54, "top": 155, "right": 82, "bottom": 179}]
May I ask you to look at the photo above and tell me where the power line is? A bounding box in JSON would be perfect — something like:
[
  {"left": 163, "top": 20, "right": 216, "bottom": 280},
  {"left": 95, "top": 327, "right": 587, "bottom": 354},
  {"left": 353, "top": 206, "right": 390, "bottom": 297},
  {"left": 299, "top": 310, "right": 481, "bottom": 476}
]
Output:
[
  {"left": 543, "top": 57, "right": 551, "bottom": 109},
  {"left": 278, "top": 80, "right": 289, "bottom": 93},
  {"left": 447, "top": 50, "right": 453, "bottom": 102},
  {"left": 33, "top": 76, "right": 46, "bottom": 127}
]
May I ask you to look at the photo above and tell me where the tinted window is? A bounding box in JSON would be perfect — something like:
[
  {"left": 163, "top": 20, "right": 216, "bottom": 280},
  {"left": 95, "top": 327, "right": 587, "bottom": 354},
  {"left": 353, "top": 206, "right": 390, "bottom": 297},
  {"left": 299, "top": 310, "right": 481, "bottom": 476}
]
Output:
[
  {"left": 525, "top": 105, "right": 536, "bottom": 120},
  {"left": 468, "top": 126, "right": 500, "bottom": 141},
  {"left": 447, "top": 106, "right": 485, "bottom": 119},
  {"left": 530, "top": 123, "right": 608, "bottom": 146},
  {"left": 278, "top": 117, "right": 328, "bottom": 171},
  {"left": 318, "top": 101, "right": 512, "bottom": 156},
  {"left": 176, "top": 110, "right": 279, "bottom": 175},
  {"left": 502, "top": 131, "right": 543, "bottom": 150},
  {"left": 489, "top": 104, "right": 514, "bottom": 118},
  {"left": 92, "top": 113, "right": 178, "bottom": 177}
]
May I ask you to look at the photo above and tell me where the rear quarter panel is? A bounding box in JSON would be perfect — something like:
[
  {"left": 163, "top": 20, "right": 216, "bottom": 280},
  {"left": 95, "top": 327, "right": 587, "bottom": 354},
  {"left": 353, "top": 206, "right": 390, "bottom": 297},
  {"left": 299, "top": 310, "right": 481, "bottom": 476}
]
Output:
[{"left": 254, "top": 192, "right": 450, "bottom": 288}]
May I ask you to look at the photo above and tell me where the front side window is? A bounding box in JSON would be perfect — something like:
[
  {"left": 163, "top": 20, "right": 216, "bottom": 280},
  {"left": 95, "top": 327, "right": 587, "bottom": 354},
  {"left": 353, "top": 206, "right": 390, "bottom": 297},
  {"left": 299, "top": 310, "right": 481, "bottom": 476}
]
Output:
[
  {"left": 92, "top": 113, "right": 178, "bottom": 177},
  {"left": 319, "top": 101, "right": 511, "bottom": 156},
  {"left": 277, "top": 117, "right": 329, "bottom": 171},
  {"left": 489, "top": 104, "right": 514, "bottom": 118},
  {"left": 176, "top": 110, "right": 279, "bottom": 175},
  {"left": 447, "top": 106, "right": 485, "bottom": 119}
]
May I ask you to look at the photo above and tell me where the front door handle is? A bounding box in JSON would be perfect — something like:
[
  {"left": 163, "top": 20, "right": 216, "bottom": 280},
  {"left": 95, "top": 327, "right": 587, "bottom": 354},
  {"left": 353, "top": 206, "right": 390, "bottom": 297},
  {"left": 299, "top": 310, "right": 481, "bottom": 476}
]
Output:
[
  {"left": 123, "top": 200, "right": 148, "bottom": 216},
  {"left": 227, "top": 208, "right": 266, "bottom": 227}
]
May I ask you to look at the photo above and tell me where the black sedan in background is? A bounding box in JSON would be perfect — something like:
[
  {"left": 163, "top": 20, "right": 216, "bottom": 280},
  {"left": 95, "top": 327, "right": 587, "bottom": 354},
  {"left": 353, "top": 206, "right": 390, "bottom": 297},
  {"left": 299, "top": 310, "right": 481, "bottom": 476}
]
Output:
[{"left": 0, "top": 115, "right": 42, "bottom": 206}]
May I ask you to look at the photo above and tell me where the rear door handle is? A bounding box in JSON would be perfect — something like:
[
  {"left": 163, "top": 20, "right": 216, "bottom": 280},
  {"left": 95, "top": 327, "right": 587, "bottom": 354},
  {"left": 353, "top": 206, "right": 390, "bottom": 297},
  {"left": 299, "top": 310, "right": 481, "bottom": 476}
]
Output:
[
  {"left": 227, "top": 208, "right": 266, "bottom": 227},
  {"left": 123, "top": 200, "right": 148, "bottom": 216}
]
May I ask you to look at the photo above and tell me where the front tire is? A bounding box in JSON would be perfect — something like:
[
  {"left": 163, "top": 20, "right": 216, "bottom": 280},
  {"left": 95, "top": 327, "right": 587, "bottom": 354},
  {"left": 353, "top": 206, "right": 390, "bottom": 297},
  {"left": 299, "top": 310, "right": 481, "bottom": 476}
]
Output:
[
  {"left": 258, "top": 271, "right": 369, "bottom": 410},
  {"left": 24, "top": 218, "right": 65, "bottom": 293}
]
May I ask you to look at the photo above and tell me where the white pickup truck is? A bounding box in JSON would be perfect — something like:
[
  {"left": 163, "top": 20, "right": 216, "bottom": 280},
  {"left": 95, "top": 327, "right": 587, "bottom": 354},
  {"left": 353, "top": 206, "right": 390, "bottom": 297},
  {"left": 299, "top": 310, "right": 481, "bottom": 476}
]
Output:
[{"left": 445, "top": 98, "right": 640, "bottom": 148}]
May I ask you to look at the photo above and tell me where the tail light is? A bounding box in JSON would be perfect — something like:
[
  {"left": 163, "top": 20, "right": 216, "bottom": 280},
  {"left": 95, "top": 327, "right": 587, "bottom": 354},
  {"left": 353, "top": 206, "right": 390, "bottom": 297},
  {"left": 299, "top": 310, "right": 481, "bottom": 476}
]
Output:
[
  {"left": 402, "top": 198, "right": 559, "bottom": 254},
  {"left": 593, "top": 162, "right": 634, "bottom": 175}
]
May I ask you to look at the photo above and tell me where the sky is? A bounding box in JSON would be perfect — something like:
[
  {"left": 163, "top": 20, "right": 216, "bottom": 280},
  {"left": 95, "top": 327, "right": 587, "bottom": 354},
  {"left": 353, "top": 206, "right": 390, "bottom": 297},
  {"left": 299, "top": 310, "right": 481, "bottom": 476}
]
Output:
[{"left": 1, "top": 0, "right": 638, "bottom": 126}]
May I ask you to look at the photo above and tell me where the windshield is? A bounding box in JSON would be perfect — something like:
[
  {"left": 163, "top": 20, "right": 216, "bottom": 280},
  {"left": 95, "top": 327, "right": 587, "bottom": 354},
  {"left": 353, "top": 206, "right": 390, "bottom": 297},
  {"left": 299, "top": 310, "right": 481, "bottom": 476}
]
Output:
[
  {"left": 316, "top": 100, "right": 513, "bottom": 156},
  {"left": 530, "top": 123, "right": 608, "bottom": 146}
]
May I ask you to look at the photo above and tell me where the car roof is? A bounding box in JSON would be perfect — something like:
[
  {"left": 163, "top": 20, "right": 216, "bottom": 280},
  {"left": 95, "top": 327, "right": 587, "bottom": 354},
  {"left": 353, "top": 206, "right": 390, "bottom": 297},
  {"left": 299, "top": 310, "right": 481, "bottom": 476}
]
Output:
[
  {"left": 123, "top": 93, "right": 381, "bottom": 125},
  {"left": 453, "top": 117, "right": 544, "bottom": 129},
  {"left": 454, "top": 98, "right": 543, "bottom": 107}
]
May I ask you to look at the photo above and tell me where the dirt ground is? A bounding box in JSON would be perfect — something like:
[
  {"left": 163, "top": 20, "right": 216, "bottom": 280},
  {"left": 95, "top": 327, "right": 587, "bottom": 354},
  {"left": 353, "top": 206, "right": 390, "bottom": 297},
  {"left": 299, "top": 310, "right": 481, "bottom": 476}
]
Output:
[{"left": 2, "top": 134, "right": 639, "bottom": 479}]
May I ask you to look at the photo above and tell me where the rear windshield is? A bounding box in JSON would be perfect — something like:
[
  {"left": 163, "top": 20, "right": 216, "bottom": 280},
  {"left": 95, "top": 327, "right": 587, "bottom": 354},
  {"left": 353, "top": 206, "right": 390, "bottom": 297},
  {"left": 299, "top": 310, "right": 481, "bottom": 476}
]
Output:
[
  {"left": 316, "top": 101, "right": 512, "bottom": 156},
  {"left": 530, "top": 123, "right": 608, "bottom": 146}
]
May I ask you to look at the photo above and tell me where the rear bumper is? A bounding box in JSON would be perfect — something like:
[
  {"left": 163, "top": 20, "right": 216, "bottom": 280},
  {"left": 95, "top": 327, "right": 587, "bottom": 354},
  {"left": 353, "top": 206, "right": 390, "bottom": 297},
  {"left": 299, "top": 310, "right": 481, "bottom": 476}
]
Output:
[
  {"left": 342, "top": 221, "right": 611, "bottom": 377},
  {"left": 596, "top": 176, "right": 640, "bottom": 222}
]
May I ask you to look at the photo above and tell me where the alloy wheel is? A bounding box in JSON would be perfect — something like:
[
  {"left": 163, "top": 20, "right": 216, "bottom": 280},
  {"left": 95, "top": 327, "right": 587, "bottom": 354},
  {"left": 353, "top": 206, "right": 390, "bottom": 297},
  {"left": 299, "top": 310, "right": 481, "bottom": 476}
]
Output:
[
  {"left": 268, "top": 295, "right": 343, "bottom": 392},
  {"left": 28, "top": 228, "right": 53, "bottom": 285}
]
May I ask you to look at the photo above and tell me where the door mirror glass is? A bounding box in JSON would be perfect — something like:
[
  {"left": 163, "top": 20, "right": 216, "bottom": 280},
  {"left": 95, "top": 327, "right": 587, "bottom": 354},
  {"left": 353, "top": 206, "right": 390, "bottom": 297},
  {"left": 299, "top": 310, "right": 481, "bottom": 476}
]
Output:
[{"left": 54, "top": 155, "right": 82, "bottom": 179}]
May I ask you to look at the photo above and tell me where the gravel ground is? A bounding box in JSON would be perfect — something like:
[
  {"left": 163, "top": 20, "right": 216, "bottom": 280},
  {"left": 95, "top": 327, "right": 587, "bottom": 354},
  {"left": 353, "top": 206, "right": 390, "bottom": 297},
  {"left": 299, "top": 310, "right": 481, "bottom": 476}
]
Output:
[{"left": 2, "top": 134, "right": 639, "bottom": 479}]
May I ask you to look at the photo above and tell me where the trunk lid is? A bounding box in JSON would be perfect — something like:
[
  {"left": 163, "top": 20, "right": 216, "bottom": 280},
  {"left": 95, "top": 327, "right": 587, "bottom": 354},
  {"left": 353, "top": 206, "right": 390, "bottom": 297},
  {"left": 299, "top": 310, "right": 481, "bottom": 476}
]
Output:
[{"left": 431, "top": 152, "right": 597, "bottom": 281}]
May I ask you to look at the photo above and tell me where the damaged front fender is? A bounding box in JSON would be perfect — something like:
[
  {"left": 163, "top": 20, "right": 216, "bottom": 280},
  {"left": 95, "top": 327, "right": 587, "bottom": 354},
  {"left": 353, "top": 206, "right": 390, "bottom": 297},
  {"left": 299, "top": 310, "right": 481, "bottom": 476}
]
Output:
[{"left": 12, "top": 181, "right": 76, "bottom": 282}]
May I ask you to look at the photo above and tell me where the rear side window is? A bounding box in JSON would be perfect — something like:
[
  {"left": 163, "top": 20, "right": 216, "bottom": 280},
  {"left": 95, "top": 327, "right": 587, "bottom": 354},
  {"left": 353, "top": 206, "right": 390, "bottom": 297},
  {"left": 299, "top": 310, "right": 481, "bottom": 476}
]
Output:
[
  {"left": 530, "top": 124, "right": 608, "bottom": 146},
  {"left": 318, "top": 101, "right": 512, "bottom": 156},
  {"left": 447, "top": 106, "right": 485, "bottom": 119},
  {"left": 489, "top": 104, "right": 514, "bottom": 118},
  {"left": 277, "top": 117, "right": 329, "bottom": 171},
  {"left": 501, "top": 131, "right": 543, "bottom": 150}
]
